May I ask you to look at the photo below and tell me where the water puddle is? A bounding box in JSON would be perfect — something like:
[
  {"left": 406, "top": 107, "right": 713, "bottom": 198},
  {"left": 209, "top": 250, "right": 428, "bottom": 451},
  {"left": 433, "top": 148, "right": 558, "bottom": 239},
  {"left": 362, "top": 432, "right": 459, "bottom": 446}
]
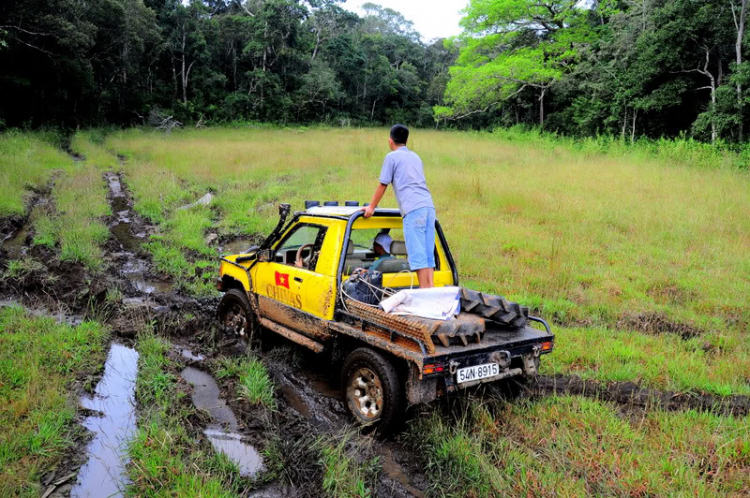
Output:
[
  {"left": 180, "top": 367, "right": 264, "bottom": 478},
  {"left": 281, "top": 384, "right": 311, "bottom": 418},
  {"left": 2, "top": 198, "right": 49, "bottom": 260},
  {"left": 71, "top": 343, "right": 139, "bottom": 498},
  {"left": 221, "top": 238, "right": 255, "bottom": 255},
  {"left": 181, "top": 348, "right": 205, "bottom": 361},
  {"left": 104, "top": 173, "right": 172, "bottom": 295},
  {"left": 0, "top": 299, "right": 84, "bottom": 325}
]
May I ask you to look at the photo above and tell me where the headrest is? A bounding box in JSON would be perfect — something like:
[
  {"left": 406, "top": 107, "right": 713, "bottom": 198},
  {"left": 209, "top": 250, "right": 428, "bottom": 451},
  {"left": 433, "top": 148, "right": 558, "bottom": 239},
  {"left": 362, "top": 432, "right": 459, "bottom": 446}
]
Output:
[
  {"left": 347, "top": 239, "right": 354, "bottom": 255},
  {"left": 390, "top": 240, "right": 407, "bottom": 256}
]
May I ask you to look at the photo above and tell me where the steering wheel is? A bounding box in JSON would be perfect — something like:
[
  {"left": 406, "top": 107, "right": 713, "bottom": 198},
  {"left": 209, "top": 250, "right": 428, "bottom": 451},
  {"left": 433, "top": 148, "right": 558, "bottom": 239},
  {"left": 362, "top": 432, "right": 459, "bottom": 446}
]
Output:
[{"left": 295, "top": 243, "right": 314, "bottom": 268}]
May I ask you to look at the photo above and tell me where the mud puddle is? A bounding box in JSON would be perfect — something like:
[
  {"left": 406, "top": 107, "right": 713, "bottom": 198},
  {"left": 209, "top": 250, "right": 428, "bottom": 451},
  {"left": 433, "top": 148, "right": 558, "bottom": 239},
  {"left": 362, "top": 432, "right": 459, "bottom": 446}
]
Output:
[
  {"left": 180, "top": 366, "right": 264, "bottom": 478},
  {"left": 221, "top": 237, "right": 256, "bottom": 255},
  {"left": 378, "top": 445, "right": 426, "bottom": 498},
  {"left": 1, "top": 197, "right": 49, "bottom": 259},
  {"left": 71, "top": 343, "right": 139, "bottom": 498},
  {"left": 0, "top": 298, "right": 84, "bottom": 325},
  {"left": 181, "top": 347, "right": 205, "bottom": 362},
  {"left": 104, "top": 173, "right": 172, "bottom": 296},
  {"left": 268, "top": 354, "right": 349, "bottom": 429}
]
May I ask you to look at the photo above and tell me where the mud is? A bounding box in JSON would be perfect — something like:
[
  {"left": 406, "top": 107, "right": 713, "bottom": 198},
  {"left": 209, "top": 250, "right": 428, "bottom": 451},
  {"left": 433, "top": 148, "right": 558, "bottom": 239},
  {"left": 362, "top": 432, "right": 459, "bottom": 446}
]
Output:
[
  {"left": 6, "top": 163, "right": 743, "bottom": 498},
  {"left": 525, "top": 374, "right": 750, "bottom": 418},
  {"left": 71, "top": 343, "right": 139, "bottom": 498},
  {"left": 220, "top": 236, "right": 259, "bottom": 255},
  {"left": 103, "top": 172, "right": 173, "bottom": 296},
  {"left": 1, "top": 197, "right": 50, "bottom": 260},
  {"left": 616, "top": 311, "right": 704, "bottom": 339},
  {"left": 180, "top": 366, "right": 265, "bottom": 478}
]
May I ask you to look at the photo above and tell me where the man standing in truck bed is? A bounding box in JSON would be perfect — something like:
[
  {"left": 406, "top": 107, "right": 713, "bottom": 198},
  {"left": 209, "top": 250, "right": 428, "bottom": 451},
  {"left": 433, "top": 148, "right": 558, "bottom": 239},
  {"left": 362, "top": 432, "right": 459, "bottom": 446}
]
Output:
[{"left": 361, "top": 124, "right": 436, "bottom": 288}]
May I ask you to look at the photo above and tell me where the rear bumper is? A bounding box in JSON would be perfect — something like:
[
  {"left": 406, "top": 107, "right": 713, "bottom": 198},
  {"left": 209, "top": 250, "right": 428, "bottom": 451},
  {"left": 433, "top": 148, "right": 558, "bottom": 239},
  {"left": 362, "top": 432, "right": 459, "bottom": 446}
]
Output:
[{"left": 405, "top": 327, "right": 554, "bottom": 405}]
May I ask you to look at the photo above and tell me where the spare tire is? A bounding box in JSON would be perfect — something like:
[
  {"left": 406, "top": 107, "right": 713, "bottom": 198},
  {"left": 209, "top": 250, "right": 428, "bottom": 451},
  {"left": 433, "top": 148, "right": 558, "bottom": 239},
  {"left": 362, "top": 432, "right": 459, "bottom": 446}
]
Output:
[{"left": 459, "top": 288, "right": 529, "bottom": 329}]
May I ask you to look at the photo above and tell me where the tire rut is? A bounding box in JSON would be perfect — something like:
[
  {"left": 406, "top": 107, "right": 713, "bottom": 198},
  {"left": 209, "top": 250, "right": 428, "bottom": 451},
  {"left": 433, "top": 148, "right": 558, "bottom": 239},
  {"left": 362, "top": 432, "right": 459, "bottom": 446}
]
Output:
[{"left": 524, "top": 374, "right": 750, "bottom": 418}]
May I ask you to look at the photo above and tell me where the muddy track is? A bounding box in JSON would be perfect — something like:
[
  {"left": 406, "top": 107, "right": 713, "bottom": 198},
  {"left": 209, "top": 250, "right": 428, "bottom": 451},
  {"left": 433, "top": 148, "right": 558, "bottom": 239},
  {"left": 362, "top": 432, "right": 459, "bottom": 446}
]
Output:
[
  {"left": 0, "top": 178, "right": 56, "bottom": 261},
  {"left": 524, "top": 374, "right": 750, "bottom": 418}
]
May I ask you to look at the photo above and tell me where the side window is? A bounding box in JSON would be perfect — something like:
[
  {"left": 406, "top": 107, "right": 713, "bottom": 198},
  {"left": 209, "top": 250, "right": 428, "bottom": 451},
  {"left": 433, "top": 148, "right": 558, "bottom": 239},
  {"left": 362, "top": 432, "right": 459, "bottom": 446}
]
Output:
[{"left": 275, "top": 224, "right": 328, "bottom": 271}]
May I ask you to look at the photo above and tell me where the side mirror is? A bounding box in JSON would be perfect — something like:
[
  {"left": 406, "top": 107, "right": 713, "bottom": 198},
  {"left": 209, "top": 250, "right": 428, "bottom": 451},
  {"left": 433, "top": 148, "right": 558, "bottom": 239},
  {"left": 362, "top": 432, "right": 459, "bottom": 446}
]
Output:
[{"left": 257, "top": 249, "right": 274, "bottom": 262}]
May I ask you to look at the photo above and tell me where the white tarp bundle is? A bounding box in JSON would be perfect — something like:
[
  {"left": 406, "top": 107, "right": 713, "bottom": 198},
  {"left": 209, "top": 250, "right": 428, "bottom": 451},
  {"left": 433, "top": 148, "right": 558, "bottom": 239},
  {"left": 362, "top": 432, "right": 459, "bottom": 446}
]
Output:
[{"left": 380, "top": 286, "right": 461, "bottom": 320}]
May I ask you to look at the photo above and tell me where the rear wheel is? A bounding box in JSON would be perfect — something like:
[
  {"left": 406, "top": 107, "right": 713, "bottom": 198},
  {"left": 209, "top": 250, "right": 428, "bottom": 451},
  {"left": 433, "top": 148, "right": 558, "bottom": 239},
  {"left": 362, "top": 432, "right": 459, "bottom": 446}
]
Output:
[
  {"left": 341, "top": 348, "right": 402, "bottom": 434},
  {"left": 217, "top": 288, "right": 259, "bottom": 348}
]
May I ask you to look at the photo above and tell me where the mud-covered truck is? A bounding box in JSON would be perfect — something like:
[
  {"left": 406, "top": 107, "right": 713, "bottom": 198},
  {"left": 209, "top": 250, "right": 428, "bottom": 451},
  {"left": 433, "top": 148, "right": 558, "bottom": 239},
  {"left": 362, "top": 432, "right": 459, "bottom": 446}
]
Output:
[{"left": 217, "top": 203, "right": 554, "bottom": 431}]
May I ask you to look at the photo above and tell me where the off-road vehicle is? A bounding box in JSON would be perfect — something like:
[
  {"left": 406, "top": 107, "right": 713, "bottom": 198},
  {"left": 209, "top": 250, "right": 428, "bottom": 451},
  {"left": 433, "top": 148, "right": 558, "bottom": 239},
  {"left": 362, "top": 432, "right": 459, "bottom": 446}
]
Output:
[{"left": 217, "top": 203, "right": 554, "bottom": 431}]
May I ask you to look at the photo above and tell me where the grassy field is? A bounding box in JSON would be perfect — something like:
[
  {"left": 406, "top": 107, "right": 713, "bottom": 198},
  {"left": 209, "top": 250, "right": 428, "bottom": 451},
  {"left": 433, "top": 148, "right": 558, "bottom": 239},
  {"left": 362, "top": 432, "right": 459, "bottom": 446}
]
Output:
[
  {"left": 1, "top": 126, "right": 749, "bottom": 496},
  {"left": 93, "top": 126, "right": 750, "bottom": 395}
]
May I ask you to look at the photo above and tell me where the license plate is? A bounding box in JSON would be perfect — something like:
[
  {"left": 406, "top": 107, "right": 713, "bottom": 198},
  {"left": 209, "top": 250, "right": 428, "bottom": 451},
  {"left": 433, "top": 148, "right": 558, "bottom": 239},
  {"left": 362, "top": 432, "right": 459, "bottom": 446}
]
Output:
[{"left": 456, "top": 363, "right": 500, "bottom": 384}]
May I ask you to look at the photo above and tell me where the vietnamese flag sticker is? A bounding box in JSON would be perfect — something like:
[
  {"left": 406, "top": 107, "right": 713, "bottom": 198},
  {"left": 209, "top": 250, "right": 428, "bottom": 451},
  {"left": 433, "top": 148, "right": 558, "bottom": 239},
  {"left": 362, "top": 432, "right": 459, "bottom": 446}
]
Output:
[{"left": 275, "top": 271, "right": 290, "bottom": 289}]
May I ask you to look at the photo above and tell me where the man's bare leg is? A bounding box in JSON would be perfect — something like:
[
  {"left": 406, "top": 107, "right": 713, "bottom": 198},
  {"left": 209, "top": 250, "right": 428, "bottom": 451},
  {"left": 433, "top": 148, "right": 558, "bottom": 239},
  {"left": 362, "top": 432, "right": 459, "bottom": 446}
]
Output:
[{"left": 416, "top": 268, "right": 434, "bottom": 288}]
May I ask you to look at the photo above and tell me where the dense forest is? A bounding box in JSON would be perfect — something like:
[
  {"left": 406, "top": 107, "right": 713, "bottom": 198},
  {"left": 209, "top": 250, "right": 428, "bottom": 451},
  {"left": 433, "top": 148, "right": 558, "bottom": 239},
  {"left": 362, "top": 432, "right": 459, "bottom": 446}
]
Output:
[{"left": 1, "top": 0, "right": 749, "bottom": 144}]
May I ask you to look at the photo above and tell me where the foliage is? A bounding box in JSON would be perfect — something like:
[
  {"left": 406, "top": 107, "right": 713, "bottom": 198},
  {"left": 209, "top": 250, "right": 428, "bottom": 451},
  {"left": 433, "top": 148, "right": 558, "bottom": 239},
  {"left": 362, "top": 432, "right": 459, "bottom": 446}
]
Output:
[
  {"left": 0, "top": 0, "right": 456, "bottom": 129},
  {"left": 3, "top": 0, "right": 750, "bottom": 143}
]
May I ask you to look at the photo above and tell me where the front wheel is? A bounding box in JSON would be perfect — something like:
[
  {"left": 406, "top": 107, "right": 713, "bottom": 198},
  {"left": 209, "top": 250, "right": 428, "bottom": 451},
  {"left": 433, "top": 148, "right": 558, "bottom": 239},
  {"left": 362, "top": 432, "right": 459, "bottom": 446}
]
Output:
[
  {"left": 340, "top": 347, "right": 403, "bottom": 434},
  {"left": 217, "top": 288, "right": 259, "bottom": 349}
]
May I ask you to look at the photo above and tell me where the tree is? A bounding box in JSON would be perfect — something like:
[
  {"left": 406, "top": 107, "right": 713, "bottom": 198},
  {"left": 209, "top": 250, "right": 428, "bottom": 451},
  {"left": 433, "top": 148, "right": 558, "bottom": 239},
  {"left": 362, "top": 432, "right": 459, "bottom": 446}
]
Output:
[
  {"left": 436, "top": 0, "right": 591, "bottom": 127},
  {"left": 730, "top": 0, "right": 749, "bottom": 141}
]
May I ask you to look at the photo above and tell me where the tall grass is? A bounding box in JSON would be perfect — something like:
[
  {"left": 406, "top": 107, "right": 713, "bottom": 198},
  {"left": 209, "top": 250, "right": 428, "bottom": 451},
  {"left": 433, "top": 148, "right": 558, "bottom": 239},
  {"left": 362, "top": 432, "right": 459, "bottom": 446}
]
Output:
[
  {"left": 97, "top": 126, "right": 750, "bottom": 393},
  {"left": 0, "top": 132, "right": 74, "bottom": 216},
  {"left": 69, "top": 131, "right": 120, "bottom": 170}
]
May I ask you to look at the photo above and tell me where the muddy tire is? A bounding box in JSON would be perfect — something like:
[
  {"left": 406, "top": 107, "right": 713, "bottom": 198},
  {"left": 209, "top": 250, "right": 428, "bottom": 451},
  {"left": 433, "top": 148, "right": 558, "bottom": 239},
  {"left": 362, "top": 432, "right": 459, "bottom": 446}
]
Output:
[
  {"left": 341, "top": 348, "right": 402, "bottom": 434},
  {"left": 217, "top": 288, "right": 259, "bottom": 348},
  {"left": 460, "top": 288, "right": 529, "bottom": 329}
]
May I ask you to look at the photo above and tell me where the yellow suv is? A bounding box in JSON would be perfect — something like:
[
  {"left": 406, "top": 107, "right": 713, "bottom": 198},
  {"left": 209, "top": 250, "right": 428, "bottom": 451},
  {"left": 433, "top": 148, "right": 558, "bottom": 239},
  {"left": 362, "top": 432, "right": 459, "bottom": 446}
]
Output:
[{"left": 218, "top": 203, "right": 554, "bottom": 432}]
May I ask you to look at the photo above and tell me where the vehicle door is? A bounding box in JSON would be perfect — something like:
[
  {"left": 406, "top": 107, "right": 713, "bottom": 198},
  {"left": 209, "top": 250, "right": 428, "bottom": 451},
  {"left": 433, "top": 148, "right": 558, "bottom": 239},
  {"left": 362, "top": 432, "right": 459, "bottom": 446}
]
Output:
[{"left": 252, "top": 222, "right": 334, "bottom": 340}]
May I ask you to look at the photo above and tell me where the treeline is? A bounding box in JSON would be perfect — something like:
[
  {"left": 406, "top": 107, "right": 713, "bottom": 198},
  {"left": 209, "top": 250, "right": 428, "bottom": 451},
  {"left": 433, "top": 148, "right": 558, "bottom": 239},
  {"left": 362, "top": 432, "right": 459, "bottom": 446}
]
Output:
[
  {"left": 441, "top": 0, "right": 750, "bottom": 145},
  {"left": 2, "top": 0, "right": 750, "bottom": 146},
  {"left": 0, "top": 0, "right": 456, "bottom": 128}
]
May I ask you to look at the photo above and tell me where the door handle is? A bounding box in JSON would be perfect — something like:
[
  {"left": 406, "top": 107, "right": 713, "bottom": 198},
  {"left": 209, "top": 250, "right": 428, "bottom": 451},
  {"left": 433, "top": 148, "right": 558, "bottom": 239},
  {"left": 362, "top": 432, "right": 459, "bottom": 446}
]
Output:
[{"left": 294, "top": 276, "right": 303, "bottom": 283}]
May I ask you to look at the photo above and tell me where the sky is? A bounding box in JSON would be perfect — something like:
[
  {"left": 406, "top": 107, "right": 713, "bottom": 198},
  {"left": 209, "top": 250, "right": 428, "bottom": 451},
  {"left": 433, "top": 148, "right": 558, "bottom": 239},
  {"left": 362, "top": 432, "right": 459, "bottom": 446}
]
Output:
[{"left": 343, "top": 0, "right": 469, "bottom": 42}]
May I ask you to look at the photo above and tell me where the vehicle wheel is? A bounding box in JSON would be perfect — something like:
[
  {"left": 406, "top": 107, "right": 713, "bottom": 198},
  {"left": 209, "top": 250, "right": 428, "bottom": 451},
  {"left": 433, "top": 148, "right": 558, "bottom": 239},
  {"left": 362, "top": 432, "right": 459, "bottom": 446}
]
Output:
[
  {"left": 217, "top": 288, "right": 259, "bottom": 348},
  {"left": 341, "top": 348, "right": 403, "bottom": 433}
]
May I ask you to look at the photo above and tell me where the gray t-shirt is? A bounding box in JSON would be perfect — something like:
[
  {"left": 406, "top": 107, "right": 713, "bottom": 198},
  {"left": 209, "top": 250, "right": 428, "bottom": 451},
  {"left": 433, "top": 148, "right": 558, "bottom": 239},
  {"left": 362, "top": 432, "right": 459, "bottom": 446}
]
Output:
[{"left": 379, "top": 146, "right": 434, "bottom": 216}]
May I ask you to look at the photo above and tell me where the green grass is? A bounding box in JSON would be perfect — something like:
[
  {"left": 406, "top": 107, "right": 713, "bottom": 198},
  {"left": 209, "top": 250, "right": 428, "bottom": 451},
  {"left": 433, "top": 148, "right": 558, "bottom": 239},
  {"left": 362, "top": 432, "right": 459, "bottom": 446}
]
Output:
[
  {"left": 31, "top": 164, "right": 111, "bottom": 270},
  {"left": 215, "top": 356, "right": 276, "bottom": 410},
  {"left": 408, "top": 396, "right": 750, "bottom": 497},
  {"left": 318, "top": 432, "right": 379, "bottom": 498},
  {"left": 70, "top": 131, "right": 120, "bottom": 171},
  {"left": 128, "top": 329, "right": 242, "bottom": 496},
  {"left": 0, "top": 132, "right": 74, "bottom": 217},
  {"left": 542, "top": 324, "right": 750, "bottom": 396},
  {"left": 103, "top": 126, "right": 750, "bottom": 328},
  {"left": 0, "top": 306, "right": 107, "bottom": 497}
]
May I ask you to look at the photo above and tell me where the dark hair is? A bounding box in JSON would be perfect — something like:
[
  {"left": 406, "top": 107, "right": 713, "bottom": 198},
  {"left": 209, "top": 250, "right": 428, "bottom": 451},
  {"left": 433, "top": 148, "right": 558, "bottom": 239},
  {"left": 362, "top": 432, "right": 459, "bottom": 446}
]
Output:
[{"left": 390, "top": 124, "right": 409, "bottom": 144}]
